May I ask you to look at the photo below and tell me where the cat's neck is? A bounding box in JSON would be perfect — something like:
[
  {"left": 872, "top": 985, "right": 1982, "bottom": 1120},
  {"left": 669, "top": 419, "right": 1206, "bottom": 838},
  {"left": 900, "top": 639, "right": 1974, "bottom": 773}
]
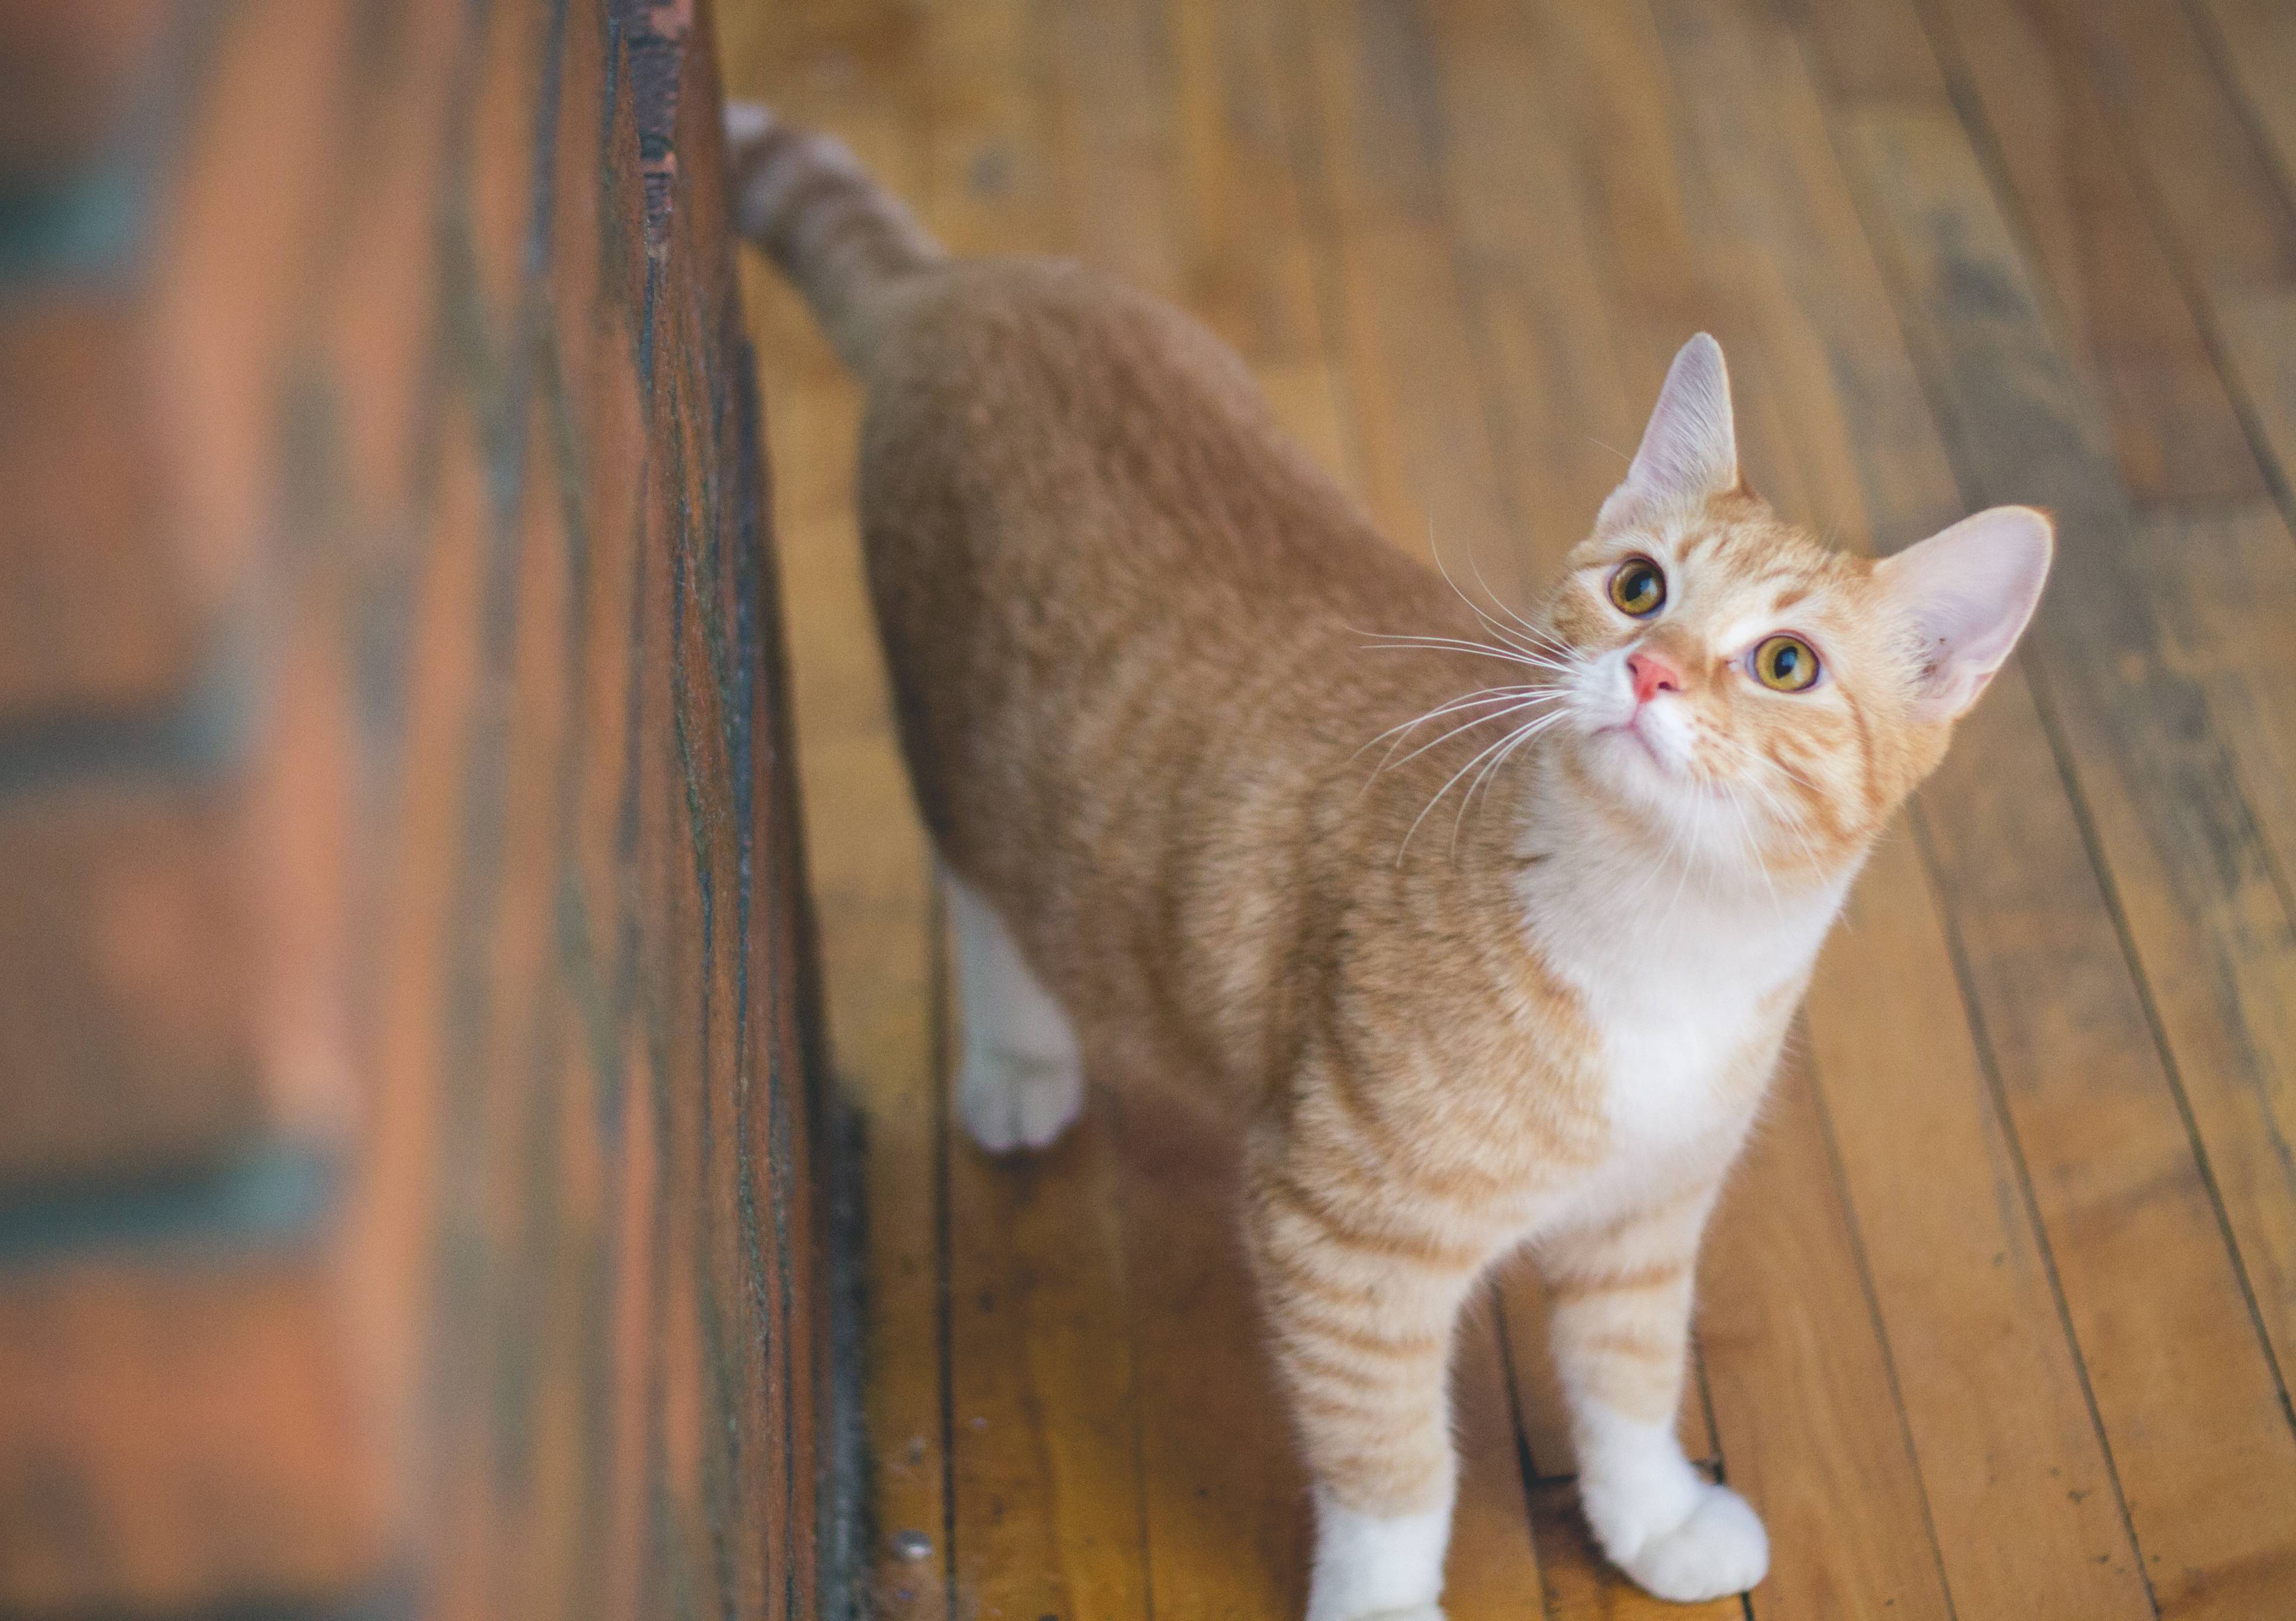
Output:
[{"left": 1506, "top": 743, "right": 1855, "bottom": 1007}]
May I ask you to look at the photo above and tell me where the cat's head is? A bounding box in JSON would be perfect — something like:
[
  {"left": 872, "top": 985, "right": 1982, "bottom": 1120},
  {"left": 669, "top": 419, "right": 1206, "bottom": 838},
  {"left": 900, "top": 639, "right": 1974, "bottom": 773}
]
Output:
[{"left": 1541, "top": 334, "right": 2050, "bottom": 881}]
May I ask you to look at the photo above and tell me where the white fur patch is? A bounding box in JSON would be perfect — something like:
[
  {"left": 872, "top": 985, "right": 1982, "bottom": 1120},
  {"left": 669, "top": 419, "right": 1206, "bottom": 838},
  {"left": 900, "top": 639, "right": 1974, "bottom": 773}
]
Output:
[
  {"left": 946, "top": 869, "right": 1084, "bottom": 1153},
  {"left": 1572, "top": 1404, "right": 1767, "bottom": 1603},
  {"left": 1305, "top": 1485, "right": 1455, "bottom": 1621}
]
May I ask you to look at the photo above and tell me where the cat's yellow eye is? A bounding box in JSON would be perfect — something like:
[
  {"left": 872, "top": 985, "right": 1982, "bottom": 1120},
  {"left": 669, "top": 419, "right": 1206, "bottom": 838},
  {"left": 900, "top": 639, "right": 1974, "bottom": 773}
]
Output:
[
  {"left": 1752, "top": 634, "right": 1821, "bottom": 692},
  {"left": 1607, "top": 557, "right": 1666, "bottom": 618}
]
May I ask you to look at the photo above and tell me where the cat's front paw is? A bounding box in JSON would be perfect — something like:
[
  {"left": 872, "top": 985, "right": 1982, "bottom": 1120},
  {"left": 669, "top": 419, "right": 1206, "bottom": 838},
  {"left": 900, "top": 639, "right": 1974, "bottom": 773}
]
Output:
[{"left": 1599, "top": 1481, "right": 1768, "bottom": 1603}]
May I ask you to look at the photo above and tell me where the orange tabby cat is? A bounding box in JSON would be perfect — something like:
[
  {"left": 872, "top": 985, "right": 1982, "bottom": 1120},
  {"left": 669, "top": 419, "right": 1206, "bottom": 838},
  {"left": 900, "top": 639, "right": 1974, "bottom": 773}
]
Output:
[{"left": 728, "top": 104, "right": 2050, "bottom": 1615}]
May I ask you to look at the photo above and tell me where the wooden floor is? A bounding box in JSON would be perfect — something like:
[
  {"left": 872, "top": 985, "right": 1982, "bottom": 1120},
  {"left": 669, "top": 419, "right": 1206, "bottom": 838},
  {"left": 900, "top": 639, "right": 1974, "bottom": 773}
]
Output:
[{"left": 720, "top": 1, "right": 2296, "bottom": 1615}]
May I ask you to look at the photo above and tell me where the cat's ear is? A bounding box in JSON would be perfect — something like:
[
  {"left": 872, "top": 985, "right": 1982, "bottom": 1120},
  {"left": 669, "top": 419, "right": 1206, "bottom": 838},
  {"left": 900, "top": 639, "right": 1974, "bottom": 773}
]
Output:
[
  {"left": 1601, "top": 333, "right": 1739, "bottom": 523},
  {"left": 1875, "top": 505, "right": 2054, "bottom": 723}
]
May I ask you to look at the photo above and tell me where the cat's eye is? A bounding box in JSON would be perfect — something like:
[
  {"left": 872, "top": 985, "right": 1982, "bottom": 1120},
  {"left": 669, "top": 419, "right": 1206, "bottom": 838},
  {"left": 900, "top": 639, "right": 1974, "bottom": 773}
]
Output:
[
  {"left": 1607, "top": 557, "right": 1666, "bottom": 617},
  {"left": 1751, "top": 634, "right": 1821, "bottom": 692}
]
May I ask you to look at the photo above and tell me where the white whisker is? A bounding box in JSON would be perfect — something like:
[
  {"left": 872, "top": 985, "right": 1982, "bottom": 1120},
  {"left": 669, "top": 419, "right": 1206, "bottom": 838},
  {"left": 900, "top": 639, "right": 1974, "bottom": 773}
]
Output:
[
  {"left": 1425, "top": 521, "right": 1583, "bottom": 668},
  {"left": 1400, "top": 715, "right": 1566, "bottom": 865},
  {"left": 1450, "top": 710, "right": 1567, "bottom": 852},
  {"left": 1356, "top": 634, "right": 1577, "bottom": 674},
  {"left": 1353, "top": 685, "right": 1543, "bottom": 757},
  {"left": 1379, "top": 692, "right": 1568, "bottom": 776},
  {"left": 1354, "top": 687, "right": 1560, "bottom": 775},
  {"left": 1463, "top": 545, "right": 1571, "bottom": 660}
]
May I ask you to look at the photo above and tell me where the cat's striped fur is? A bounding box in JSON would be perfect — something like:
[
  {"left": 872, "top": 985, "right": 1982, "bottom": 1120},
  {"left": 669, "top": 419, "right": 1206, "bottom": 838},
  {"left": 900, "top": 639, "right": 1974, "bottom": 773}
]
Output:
[{"left": 728, "top": 103, "right": 2050, "bottom": 1616}]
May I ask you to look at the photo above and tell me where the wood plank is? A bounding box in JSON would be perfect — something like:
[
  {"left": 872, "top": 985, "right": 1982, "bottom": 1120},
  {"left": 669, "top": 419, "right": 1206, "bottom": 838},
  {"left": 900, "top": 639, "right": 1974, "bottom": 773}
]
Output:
[
  {"left": 1789, "top": 0, "right": 1947, "bottom": 102},
  {"left": 2193, "top": 0, "right": 2296, "bottom": 223},
  {"left": 1914, "top": 0, "right": 2264, "bottom": 502},
  {"left": 1287, "top": 0, "right": 1530, "bottom": 604},
  {"left": 1791, "top": 0, "right": 2296, "bottom": 1414},
  {"left": 1165, "top": 0, "right": 1338, "bottom": 368},
  {"left": 917, "top": 0, "right": 1064, "bottom": 260},
  {"left": 2140, "top": 500, "right": 2296, "bottom": 898},
  {"left": 1956, "top": 0, "right": 2296, "bottom": 518},
  {"left": 2216, "top": 286, "right": 2296, "bottom": 515},
  {"left": 2080, "top": 0, "right": 2296, "bottom": 296},
  {"left": 1173, "top": 0, "right": 1368, "bottom": 492},
  {"left": 1806, "top": 833, "right": 2152, "bottom": 1617},
  {"left": 1416, "top": 0, "right": 1644, "bottom": 561},
  {"left": 1119, "top": 1097, "right": 1307, "bottom": 1619},
  {"left": 1045, "top": 0, "right": 1182, "bottom": 302},
  {"left": 1922, "top": 0, "right": 2296, "bottom": 521},
  {"left": 945, "top": 1097, "right": 1150, "bottom": 1621}
]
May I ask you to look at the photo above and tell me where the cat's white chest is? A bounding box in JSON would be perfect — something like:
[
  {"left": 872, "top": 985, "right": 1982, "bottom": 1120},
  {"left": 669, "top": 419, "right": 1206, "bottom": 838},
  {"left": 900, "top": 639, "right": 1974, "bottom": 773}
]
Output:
[
  {"left": 1530, "top": 888, "right": 1835, "bottom": 1161},
  {"left": 1587, "top": 963, "right": 1768, "bottom": 1150}
]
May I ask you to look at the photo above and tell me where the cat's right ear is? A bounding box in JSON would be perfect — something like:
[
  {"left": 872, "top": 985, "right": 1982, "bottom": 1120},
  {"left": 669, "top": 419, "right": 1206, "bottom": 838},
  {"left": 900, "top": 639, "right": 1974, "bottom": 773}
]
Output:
[{"left": 1599, "top": 333, "right": 1740, "bottom": 526}]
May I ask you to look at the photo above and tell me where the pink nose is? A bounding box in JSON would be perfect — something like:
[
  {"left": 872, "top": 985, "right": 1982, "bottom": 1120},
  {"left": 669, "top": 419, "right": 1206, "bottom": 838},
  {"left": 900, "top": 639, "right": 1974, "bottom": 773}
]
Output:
[{"left": 1627, "top": 651, "right": 1683, "bottom": 706}]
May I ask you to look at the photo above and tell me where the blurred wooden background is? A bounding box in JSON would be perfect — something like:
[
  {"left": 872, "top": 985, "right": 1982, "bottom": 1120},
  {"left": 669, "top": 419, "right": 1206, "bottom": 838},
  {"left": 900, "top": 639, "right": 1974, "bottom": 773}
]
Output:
[
  {"left": 0, "top": 2, "right": 837, "bottom": 1615},
  {"left": 726, "top": 0, "right": 2296, "bottom": 1616}
]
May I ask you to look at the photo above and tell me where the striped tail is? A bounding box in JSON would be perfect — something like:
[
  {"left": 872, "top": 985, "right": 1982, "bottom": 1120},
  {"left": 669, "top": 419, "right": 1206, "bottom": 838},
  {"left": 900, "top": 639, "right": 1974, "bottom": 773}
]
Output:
[{"left": 724, "top": 102, "right": 945, "bottom": 372}]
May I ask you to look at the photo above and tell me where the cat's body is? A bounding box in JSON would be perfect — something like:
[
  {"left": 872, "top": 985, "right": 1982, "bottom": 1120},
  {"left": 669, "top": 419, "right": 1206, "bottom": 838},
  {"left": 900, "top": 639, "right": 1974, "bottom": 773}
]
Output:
[{"left": 729, "top": 104, "right": 2050, "bottom": 1616}]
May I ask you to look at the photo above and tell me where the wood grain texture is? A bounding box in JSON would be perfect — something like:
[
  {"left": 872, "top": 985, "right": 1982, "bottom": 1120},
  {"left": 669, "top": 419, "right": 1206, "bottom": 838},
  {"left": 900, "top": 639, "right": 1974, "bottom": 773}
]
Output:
[{"left": 1921, "top": 0, "right": 2263, "bottom": 503}]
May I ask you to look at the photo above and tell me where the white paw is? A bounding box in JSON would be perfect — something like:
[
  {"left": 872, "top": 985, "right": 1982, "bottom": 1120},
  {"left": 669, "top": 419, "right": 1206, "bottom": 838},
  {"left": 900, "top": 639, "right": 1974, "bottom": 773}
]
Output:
[
  {"left": 1602, "top": 1481, "right": 1768, "bottom": 1603},
  {"left": 957, "top": 1045, "right": 1083, "bottom": 1153}
]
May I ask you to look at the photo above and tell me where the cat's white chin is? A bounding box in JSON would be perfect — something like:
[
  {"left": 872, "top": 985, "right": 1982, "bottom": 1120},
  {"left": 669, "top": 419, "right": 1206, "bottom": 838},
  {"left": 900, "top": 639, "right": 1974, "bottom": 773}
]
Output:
[{"left": 1594, "top": 718, "right": 1670, "bottom": 769}]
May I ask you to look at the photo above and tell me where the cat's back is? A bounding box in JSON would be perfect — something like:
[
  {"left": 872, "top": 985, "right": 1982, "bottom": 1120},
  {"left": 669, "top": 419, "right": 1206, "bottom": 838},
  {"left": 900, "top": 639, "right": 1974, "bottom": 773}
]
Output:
[{"left": 855, "top": 256, "right": 1387, "bottom": 598}]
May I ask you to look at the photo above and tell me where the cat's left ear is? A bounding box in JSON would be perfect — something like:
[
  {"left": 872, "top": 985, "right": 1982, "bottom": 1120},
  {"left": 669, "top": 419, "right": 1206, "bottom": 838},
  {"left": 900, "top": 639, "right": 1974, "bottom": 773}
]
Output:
[
  {"left": 1600, "top": 333, "right": 1740, "bottom": 525},
  {"left": 1875, "top": 505, "right": 2054, "bottom": 723}
]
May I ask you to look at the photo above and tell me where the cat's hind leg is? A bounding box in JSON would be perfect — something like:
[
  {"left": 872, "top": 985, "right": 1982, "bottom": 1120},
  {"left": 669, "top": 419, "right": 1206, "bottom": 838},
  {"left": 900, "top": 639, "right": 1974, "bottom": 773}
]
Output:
[{"left": 945, "top": 868, "right": 1084, "bottom": 1153}]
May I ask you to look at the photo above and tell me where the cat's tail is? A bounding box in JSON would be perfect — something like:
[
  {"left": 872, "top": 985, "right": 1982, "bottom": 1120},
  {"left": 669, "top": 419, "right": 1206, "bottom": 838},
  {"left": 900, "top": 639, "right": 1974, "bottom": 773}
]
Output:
[{"left": 724, "top": 101, "right": 945, "bottom": 372}]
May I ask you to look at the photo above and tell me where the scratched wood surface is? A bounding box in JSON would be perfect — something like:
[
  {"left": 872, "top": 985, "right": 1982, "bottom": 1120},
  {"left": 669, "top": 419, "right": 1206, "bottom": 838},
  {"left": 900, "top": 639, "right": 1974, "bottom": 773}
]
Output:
[{"left": 722, "top": 0, "right": 2296, "bottom": 1614}]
